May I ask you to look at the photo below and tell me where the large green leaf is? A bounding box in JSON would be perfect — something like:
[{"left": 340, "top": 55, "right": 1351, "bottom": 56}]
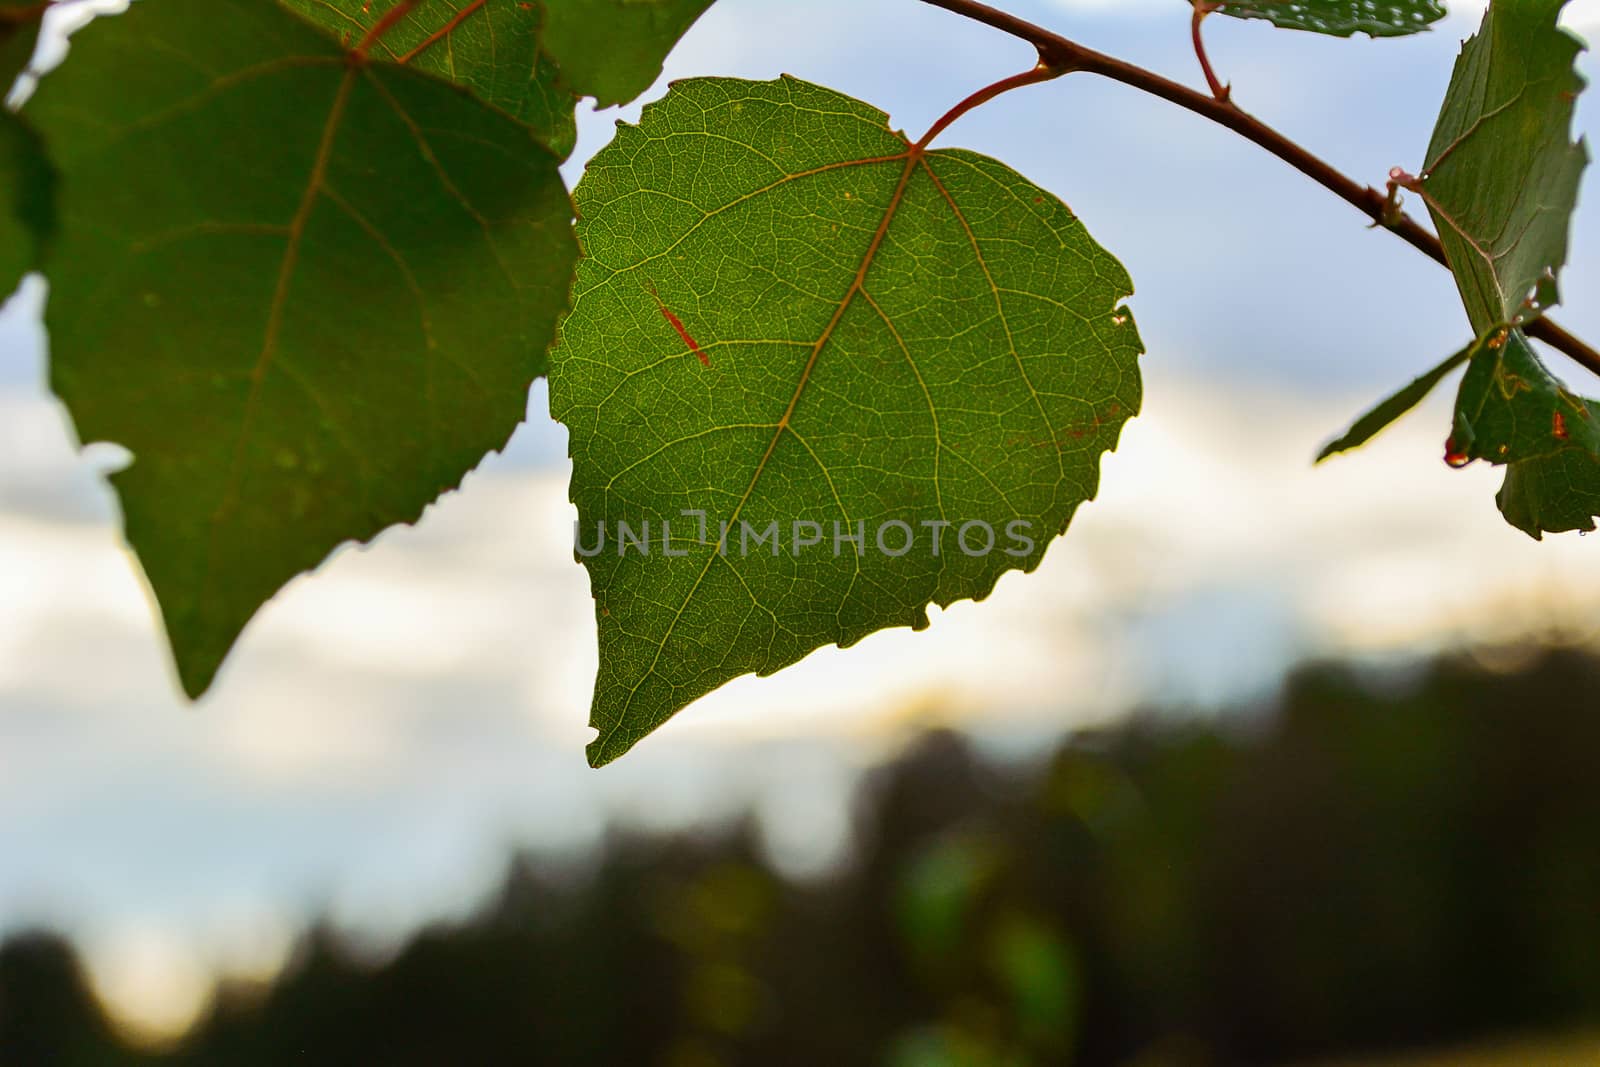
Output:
[
  {"left": 1207, "top": 0, "right": 1445, "bottom": 38},
  {"left": 1418, "top": 0, "right": 1588, "bottom": 333},
  {"left": 0, "top": 109, "right": 52, "bottom": 297},
  {"left": 541, "top": 0, "right": 715, "bottom": 108},
  {"left": 28, "top": 0, "right": 577, "bottom": 696},
  {"left": 551, "top": 76, "right": 1142, "bottom": 766},
  {"left": 1447, "top": 329, "right": 1600, "bottom": 537},
  {"left": 279, "top": 0, "right": 577, "bottom": 158}
]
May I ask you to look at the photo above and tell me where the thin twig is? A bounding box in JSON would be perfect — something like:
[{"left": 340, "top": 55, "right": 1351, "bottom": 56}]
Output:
[{"left": 916, "top": 0, "right": 1600, "bottom": 379}]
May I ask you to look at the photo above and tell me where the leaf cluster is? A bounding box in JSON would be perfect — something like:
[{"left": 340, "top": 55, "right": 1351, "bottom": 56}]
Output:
[{"left": 0, "top": 0, "right": 1594, "bottom": 763}]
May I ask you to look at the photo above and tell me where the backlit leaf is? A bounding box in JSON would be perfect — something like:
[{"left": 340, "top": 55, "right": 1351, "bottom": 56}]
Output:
[
  {"left": 28, "top": 0, "right": 577, "bottom": 695},
  {"left": 1451, "top": 330, "right": 1599, "bottom": 465},
  {"left": 1498, "top": 446, "right": 1600, "bottom": 537},
  {"left": 551, "top": 76, "right": 1142, "bottom": 765},
  {"left": 1418, "top": 0, "right": 1588, "bottom": 333},
  {"left": 279, "top": 0, "right": 578, "bottom": 158},
  {"left": 1207, "top": 0, "right": 1445, "bottom": 38},
  {"left": 1448, "top": 329, "right": 1600, "bottom": 537}
]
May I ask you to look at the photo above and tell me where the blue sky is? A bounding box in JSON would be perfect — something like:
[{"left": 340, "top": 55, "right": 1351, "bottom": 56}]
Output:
[{"left": 2, "top": 0, "right": 1600, "bottom": 1041}]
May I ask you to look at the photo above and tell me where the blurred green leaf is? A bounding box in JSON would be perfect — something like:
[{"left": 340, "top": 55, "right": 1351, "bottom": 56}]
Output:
[
  {"left": 988, "top": 914, "right": 1078, "bottom": 1046},
  {"left": 550, "top": 76, "right": 1142, "bottom": 766},
  {"left": 1206, "top": 0, "right": 1445, "bottom": 38},
  {"left": 1418, "top": 0, "right": 1588, "bottom": 333},
  {"left": 28, "top": 0, "right": 576, "bottom": 695},
  {"left": 889, "top": 1027, "right": 1024, "bottom": 1067},
  {"left": 899, "top": 837, "right": 998, "bottom": 966}
]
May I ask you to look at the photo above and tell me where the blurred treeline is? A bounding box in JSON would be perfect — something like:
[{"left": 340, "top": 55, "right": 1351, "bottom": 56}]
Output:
[{"left": 3, "top": 648, "right": 1600, "bottom": 1066}]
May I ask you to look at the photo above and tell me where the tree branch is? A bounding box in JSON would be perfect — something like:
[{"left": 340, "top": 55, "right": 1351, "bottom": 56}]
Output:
[{"left": 916, "top": 0, "right": 1600, "bottom": 380}]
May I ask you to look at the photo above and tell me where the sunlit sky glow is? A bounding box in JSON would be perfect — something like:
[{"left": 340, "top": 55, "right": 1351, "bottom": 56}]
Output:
[{"left": 3, "top": 0, "right": 1600, "bottom": 1041}]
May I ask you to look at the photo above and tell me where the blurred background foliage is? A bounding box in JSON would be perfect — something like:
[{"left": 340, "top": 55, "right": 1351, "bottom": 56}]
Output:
[{"left": 3, "top": 645, "right": 1599, "bottom": 1066}]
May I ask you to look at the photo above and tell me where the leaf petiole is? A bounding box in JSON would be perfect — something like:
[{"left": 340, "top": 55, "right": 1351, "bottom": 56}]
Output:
[
  {"left": 914, "top": 59, "right": 1067, "bottom": 151},
  {"left": 1190, "top": 2, "right": 1231, "bottom": 103}
]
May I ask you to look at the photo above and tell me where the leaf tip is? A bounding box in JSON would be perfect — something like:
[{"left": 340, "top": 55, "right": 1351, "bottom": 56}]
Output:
[
  {"left": 170, "top": 635, "right": 226, "bottom": 703},
  {"left": 585, "top": 729, "right": 631, "bottom": 769}
]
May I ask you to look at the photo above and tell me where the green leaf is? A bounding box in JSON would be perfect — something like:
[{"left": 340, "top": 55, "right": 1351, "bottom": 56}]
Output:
[
  {"left": 279, "top": 0, "right": 578, "bottom": 159},
  {"left": 0, "top": 109, "right": 52, "bottom": 297},
  {"left": 1412, "top": 1, "right": 1593, "bottom": 538},
  {"left": 542, "top": 0, "right": 715, "bottom": 108},
  {"left": 1450, "top": 329, "right": 1599, "bottom": 465},
  {"left": 1206, "top": 0, "right": 1445, "bottom": 38},
  {"left": 1418, "top": 0, "right": 1588, "bottom": 333},
  {"left": 550, "top": 76, "right": 1142, "bottom": 766},
  {"left": 1498, "top": 446, "right": 1600, "bottom": 537},
  {"left": 28, "top": 0, "right": 577, "bottom": 696},
  {"left": 1316, "top": 344, "right": 1469, "bottom": 462},
  {"left": 1447, "top": 329, "right": 1600, "bottom": 538}
]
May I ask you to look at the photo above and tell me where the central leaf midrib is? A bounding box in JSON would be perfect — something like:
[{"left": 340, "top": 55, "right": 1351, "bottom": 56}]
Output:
[
  {"left": 194, "top": 64, "right": 356, "bottom": 636},
  {"left": 595, "top": 147, "right": 924, "bottom": 753}
]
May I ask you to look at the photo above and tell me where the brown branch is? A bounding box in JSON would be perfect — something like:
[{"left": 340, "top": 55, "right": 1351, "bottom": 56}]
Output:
[{"left": 916, "top": 0, "right": 1600, "bottom": 379}]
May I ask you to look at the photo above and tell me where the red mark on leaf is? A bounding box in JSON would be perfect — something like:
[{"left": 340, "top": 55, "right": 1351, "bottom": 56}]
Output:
[
  {"left": 1554, "top": 411, "right": 1570, "bottom": 441},
  {"left": 1444, "top": 437, "right": 1472, "bottom": 469},
  {"left": 646, "top": 283, "right": 709, "bottom": 368},
  {"left": 1006, "top": 400, "right": 1125, "bottom": 451}
]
